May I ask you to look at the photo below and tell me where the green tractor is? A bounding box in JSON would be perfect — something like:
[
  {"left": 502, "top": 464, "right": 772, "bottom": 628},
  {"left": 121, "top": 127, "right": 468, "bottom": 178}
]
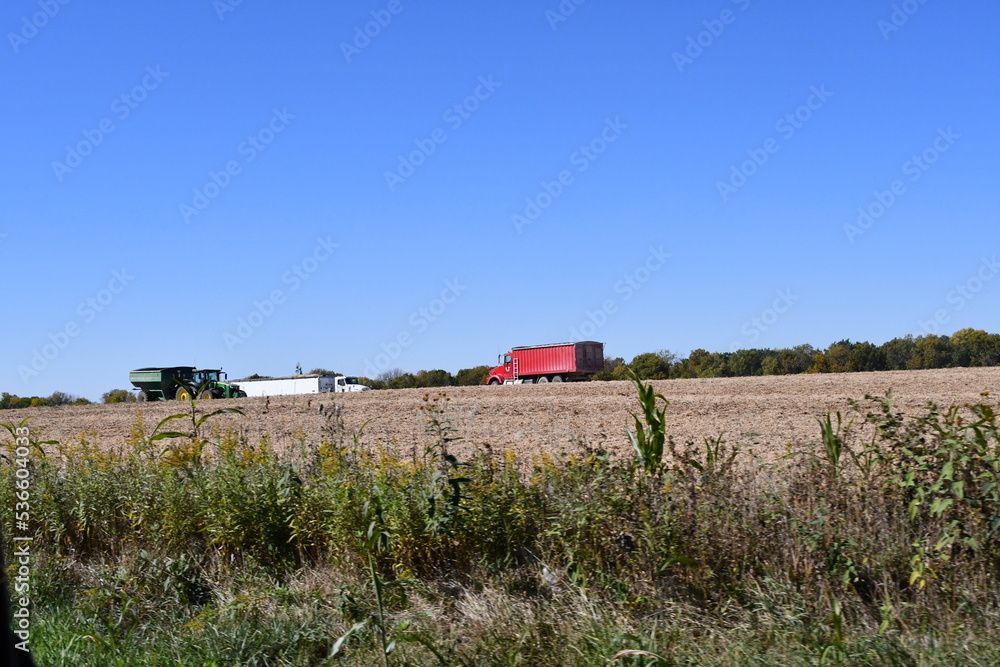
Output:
[{"left": 129, "top": 367, "right": 247, "bottom": 401}]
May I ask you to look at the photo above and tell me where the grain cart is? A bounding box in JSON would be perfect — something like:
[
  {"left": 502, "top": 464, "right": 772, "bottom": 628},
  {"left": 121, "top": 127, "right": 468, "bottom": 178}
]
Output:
[
  {"left": 129, "top": 367, "right": 246, "bottom": 401},
  {"left": 487, "top": 341, "right": 605, "bottom": 384}
]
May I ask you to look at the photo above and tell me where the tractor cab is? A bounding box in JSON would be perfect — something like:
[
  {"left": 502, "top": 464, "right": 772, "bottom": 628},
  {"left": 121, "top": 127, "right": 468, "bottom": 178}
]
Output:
[{"left": 192, "top": 369, "right": 224, "bottom": 386}]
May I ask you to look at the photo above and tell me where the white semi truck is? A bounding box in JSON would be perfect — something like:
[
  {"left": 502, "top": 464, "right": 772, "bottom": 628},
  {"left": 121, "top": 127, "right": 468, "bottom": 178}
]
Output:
[{"left": 234, "top": 374, "right": 371, "bottom": 397}]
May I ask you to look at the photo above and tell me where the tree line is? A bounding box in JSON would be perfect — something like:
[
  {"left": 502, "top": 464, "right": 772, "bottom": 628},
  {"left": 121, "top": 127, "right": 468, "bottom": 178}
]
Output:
[
  {"left": 596, "top": 328, "right": 1000, "bottom": 381},
  {"left": 0, "top": 391, "right": 93, "bottom": 409},
  {"left": 3, "top": 329, "right": 997, "bottom": 407}
]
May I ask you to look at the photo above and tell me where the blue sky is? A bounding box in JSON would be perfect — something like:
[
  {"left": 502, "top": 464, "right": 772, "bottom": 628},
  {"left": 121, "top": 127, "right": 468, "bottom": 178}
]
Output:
[{"left": 2, "top": 0, "right": 998, "bottom": 400}]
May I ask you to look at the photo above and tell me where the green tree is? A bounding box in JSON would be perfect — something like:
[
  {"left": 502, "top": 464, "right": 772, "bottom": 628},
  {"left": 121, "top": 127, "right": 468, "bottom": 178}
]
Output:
[
  {"left": 378, "top": 369, "right": 418, "bottom": 389},
  {"left": 950, "top": 328, "right": 1000, "bottom": 367},
  {"left": 674, "top": 349, "right": 728, "bottom": 378},
  {"left": 848, "top": 341, "right": 886, "bottom": 372},
  {"left": 907, "top": 335, "right": 952, "bottom": 369},
  {"left": 309, "top": 368, "right": 337, "bottom": 376},
  {"left": 455, "top": 366, "right": 490, "bottom": 386},
  {"left": 389, "top": 373, "right": 418, "bottom": 389},
  {"left": 762, "top": 345, "right": 814, "bottom": 375},
  {"left": 881, "top": 336, "right": 916, "bottom": 370},
  {"left": 726, "top": 348, "right": 769, "bottom": 376},
  {"left": 629, "top": 352, "right": 671, "bottom": 380},
  {"left": 823, "top": 340, "right": 856, "bottom": 373},
  {"left": 414, "top": 369, "right": 454, "bottom": 388},
  {"left": 102, "top": 389, "right": 137, "bottom": 404}
]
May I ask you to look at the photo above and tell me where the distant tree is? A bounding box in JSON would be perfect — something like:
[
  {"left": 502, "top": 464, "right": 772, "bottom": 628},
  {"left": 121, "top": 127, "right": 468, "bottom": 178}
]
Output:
[
  {"left": 386, "top": 373, "right": 418, "bottom": 390},
  {"left": 655, "top": 349, "right": 677, "bottom": 367},
  {"left": 455, "top": 366, "right": 491, "bottom": 386},
  {"left": 414, "top": 369, "right": 454, "bottom": 388},
  {"left": 72, "top": 397, "right": 93, "bottom": 405},
  {"left": 629, "top": 353, "right": 671, "bottom": 380},
  {"left": 907, "top": 335, "right": 952, "bottom": 370},
  {"left": 358, "top": 376, "right": 384, "bottom": 390},
  {"left": 950, "top": 328, "right": 1000, "bottom": 367},
  {"left": 309, "top": 368, "right": 337, "bottom": 376},
  {"left": 762, "top": 345, "right": 814, "bottom": 375},
  {"left": 822, "top": 340, "right": 856, "bottom": 373},
  {"left": 881, "top": 336, "right": 916, "bottom": 370},
  {"left": 726, "top": 349, "right": 769, "bottom": 377},
  {"left": 849, "top": 341, "right": 886, "bottom": 372},
  {"left": 102, "top": 389, "right": 137, "bottom": 404},
  {"left": 377, "top": 369, "right": 407, "bottom": 384},
  {"left": 674, "top": 349, "right": 728, "bottom": 378},
  {"left": 46, "top": 391, "right": 79, "bottom": 406}
]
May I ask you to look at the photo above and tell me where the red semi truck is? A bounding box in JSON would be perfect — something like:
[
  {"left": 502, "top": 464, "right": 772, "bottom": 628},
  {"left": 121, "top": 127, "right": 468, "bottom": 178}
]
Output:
[{"left": 487, "top": 342, "right": 604, "bottom": 385}]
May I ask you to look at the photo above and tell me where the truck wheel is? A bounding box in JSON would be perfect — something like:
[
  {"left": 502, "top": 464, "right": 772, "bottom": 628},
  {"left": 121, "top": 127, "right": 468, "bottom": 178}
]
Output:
[
  {"left": 536, "top": 376, "right": 549, "bottom": 384},
  {"left": 488, "top": 378, "right": 501, "bottom": 385},
  {"left": 551, "top": 375, "right": 563, "bottom": 382},
  {"left": 175, "top": 386, "right": 192, "bottom": 401}
]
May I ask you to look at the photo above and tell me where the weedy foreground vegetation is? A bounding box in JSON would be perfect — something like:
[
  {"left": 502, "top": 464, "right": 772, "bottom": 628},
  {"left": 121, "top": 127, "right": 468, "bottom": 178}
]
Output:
[{"left": 3, "top": 379, "right": 1000, "bottom": 665}]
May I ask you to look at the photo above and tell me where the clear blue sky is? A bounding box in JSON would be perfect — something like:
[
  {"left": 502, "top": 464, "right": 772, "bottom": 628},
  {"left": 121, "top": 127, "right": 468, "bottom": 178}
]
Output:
[{"left": 2, "top": 1, "right": 998, "bottom": 400}]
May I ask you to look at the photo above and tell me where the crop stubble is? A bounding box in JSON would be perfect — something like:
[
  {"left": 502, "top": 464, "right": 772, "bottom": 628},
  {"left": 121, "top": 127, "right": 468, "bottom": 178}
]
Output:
[{"left": 5, "top": 368, "right": 998, "bottom": 465}]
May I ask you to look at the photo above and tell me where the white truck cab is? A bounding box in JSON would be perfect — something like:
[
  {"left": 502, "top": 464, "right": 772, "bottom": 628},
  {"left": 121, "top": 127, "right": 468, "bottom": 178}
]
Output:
[{"left": 332, "top": 375, "right": 370, "bottom": 392}]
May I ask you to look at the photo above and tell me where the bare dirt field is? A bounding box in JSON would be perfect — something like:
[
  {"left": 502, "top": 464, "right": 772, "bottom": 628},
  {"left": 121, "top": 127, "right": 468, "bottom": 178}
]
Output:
[{"left": 4, "top": 367, "right": 999, "bottom": 464}]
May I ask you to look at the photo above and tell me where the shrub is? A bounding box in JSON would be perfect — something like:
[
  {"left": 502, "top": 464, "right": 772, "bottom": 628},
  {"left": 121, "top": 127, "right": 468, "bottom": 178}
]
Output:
[{"left": 102, "top": 389, "right": 137, "bottom": 404}]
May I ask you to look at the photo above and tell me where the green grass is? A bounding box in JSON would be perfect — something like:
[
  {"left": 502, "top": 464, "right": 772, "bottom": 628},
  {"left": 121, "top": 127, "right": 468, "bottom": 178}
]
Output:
[{"left": 3, "top": 389, "right": 1000, "bottom": 665}]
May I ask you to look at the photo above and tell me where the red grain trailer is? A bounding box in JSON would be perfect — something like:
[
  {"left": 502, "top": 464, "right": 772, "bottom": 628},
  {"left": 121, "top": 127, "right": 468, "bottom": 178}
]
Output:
[{"left": 486, "top": 342, "right": 604, "bottom": 384}]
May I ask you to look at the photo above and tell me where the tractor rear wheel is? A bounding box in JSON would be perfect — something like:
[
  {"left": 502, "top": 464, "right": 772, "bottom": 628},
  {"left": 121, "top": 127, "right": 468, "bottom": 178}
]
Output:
[
  {"left": 198, "top": 389, "right": 214, "bottom": 400},
  {"left": 175, "top": 386, "right": 192, "bottom": 401}
]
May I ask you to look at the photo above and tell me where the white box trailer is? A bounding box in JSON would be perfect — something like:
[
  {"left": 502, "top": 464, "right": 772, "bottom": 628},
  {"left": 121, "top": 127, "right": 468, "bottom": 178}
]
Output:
[{"left": 234, "top": 374, "right": 370, "bottom": 397}]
